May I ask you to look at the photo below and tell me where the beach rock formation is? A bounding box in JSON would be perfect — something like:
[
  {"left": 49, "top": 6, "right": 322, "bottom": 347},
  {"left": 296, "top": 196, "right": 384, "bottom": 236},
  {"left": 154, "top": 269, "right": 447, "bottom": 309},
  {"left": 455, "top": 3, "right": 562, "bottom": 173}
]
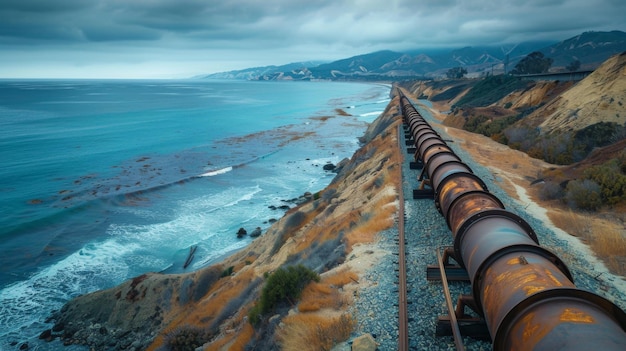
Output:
[
  {"left": 236, "top": 227, "right": 247, "bottom": 238},
  {"left": 250, "top": 227, "right": 262, "bottom": 237}
]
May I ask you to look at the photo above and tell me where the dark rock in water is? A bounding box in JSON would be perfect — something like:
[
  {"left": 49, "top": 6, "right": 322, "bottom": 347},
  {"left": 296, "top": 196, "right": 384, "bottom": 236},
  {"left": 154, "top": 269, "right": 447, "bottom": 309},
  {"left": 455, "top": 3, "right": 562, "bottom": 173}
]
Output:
[
  {"left": 323, "top": 163, "right": 336, "bottom": 171},
  {"left": 250, "top": 227, "right": 262, "bottom": 237},
  {"left": 236, "top": 228, "right": 247, "bottom": 238},
  {"left": 19, "top": 342, "right": 29, "bottom": 350},
  {"left": 268, "top": 218, "right": 277, "bottom": 223},
  {"left": 39, "top": 329, "right": 53, "bottom": 341},
  {"left": 278, "top": 205, "right": 290, "bottom": 210},
  {"left": 52, "top": 322, "right": 64, "bottom": 333},
  {"left": 268, "top": 205, "right": 277, "bottom": 210}
]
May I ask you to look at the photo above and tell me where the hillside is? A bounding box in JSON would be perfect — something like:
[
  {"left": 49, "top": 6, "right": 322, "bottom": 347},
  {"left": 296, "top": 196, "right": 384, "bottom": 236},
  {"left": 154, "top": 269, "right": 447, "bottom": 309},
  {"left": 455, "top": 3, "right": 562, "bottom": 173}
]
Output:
[
  {"left": 521, "top": 51, "right": 626, "bottom": 134},
  {"left": 200, "top": 31, "right": 626, "bottom": 81},
  {"left": 546, "top": 30, "right": 626, "bottom": 69},
  {"left": 399, "top": 52, "right": 626, "bottom": 275}
]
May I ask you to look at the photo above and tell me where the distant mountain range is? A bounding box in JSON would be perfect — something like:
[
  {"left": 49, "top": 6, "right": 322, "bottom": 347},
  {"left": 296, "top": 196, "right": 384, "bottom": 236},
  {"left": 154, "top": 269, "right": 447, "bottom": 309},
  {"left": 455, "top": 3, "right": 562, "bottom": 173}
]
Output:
[{"left": 199, "top": 30, "right": 626, "bottom": 81}]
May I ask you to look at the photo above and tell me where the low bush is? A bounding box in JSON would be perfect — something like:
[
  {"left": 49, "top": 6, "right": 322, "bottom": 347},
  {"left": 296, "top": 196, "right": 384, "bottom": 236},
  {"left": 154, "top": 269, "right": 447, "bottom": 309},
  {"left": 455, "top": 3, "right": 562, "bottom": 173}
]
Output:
[
  {"left": 249, "top": 265, "right": 320, "bottom": 327},
  {"left": 164, "top": 326, "right": 215, "bottom": 351},
  {"left": 539, "top": 180, "right": 564, "bottom": 201},
  {"left": 454, "top": 75, "right": 527, "bottom": 108},
  {"left": 565, "top": 179, "right": 603, "bottom": 210},
  {"left": 465, "top": 114, "right": 520, "bottom": 141},
  {"left": 220, "top": 266, "right": 234, "bottom": 278},
  {"left": 583, "top": 159, "right": 626, "bottom": 205},
  {"left": 574, "top": 122, "right": 623, "bottom": 154}
]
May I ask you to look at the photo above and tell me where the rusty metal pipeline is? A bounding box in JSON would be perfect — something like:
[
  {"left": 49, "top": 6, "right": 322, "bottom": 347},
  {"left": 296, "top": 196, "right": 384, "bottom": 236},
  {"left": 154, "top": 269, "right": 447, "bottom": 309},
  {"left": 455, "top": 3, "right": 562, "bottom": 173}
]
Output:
[{"left": 398, "top": 92, "right": 626, "bottom": 350}]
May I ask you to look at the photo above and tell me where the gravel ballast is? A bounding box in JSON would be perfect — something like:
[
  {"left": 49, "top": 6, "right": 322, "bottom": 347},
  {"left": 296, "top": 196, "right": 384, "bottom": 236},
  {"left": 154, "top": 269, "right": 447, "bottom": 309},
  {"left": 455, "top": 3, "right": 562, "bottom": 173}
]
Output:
[{"left": 346, "top": 100, "right": 626, "bottom": 350}]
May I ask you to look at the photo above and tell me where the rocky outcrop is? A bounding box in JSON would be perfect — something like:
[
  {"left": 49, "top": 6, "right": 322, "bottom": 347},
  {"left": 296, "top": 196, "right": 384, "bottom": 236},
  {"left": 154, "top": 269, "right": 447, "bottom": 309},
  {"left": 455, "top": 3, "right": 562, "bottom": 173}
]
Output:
[{"left": 45, "top": 267, "right": 223, "bottom": 350}]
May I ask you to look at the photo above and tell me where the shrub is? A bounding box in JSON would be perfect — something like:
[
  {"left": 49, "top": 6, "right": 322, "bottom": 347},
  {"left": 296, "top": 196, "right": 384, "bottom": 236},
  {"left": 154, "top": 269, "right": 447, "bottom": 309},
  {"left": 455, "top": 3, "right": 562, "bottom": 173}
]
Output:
[
  {"left": 583, "top": 160, "right": 626, "bottom": 205},
  {"left": 454, "top": 75, "right": 527, "bottom": 108},
  {"left": 466, "top": 114, "right": 520, "bottom": 140},
  {"left": 249, "top": 265, "right": 320, "bottom": 327},
  {"left": 539, "top": 181, "right": 564, "bottom": 201},
  {"left": 220, "top": 266, "right": 234, "bottom": 278},
  {"left": 464, "top": 115, "right": 490, "bottom": 133},
  {"left": 565, "top": 179, "right": 603, "bottom": 210},
  {"left": 164, "top": 326, "right": 215, "bottom": 351},
  {"left": 574, "top": 122, "right": 622, "bottom": 154},
  {"left": 248, "top": 304, "right": 262, "bottom": 327},
  {"left": 260, "top": 265, "right": 319, "bottom": 313},
  {"left": 619, "top": 149, "right": 626, "bottom": 174},
  {"left": 504, "top": 125, "right": 538, "bottom": 151}
]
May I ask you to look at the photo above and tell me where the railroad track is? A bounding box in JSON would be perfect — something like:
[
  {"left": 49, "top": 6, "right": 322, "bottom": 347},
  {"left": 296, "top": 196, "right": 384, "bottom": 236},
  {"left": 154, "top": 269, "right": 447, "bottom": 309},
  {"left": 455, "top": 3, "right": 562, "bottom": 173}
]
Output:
[
  {"left": 395, "top": 89, "right": 626, "bottom": 350},
  {"left": 396, "top": 122, "right": 409, "bottom": 351}
]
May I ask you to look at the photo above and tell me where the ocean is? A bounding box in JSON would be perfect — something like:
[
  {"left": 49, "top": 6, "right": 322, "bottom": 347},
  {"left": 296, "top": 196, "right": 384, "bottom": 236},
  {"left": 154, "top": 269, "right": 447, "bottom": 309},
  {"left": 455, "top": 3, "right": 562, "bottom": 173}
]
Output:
[{"left": 0, "top": 79, "right": 390, "bottom": 349}]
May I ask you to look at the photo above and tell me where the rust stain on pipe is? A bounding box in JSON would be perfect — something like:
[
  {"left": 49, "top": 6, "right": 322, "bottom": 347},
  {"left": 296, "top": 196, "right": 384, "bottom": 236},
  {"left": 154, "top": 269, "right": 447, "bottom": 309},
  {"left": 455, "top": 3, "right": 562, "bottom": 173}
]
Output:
[{"left": 398, "top": 91, "right": 626, "bottom": 351}]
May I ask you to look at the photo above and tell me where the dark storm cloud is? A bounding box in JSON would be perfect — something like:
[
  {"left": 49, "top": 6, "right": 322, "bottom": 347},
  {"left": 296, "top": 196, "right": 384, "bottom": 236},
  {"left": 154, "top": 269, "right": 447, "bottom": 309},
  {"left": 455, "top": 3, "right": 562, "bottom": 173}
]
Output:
[{"left": 1, "top": 0, "right": 625, "bottom": 78}]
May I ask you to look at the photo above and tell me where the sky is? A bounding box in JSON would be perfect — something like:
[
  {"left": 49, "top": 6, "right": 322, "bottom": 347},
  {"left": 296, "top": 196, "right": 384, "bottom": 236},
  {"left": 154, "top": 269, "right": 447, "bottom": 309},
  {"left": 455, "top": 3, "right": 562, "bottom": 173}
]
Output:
[{"left": 1, "top": 0, "right": 625, "bottom": 79}]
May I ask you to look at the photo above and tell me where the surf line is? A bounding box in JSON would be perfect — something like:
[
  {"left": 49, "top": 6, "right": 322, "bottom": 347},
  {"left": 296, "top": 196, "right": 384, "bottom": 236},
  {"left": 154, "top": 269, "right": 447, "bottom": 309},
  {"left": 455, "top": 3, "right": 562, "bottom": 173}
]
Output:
[{"left": 197, "top": 150, "right": 281, "bottom": 178}]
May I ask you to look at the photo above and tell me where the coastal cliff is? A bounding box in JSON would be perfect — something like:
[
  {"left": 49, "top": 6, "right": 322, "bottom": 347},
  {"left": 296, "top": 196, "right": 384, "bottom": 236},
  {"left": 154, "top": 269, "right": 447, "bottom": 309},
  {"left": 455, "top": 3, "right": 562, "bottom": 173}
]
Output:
[{"left": 44, "top": 91, "right": 404, "bottom": 350}]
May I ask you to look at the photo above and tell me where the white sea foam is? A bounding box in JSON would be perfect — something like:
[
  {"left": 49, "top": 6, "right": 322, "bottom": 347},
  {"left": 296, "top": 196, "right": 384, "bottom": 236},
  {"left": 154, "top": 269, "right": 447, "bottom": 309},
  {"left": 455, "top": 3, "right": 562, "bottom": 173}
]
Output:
[
  {"left": 199, "top": 166, "right": 233, "bottom": 177},
  {"left": 0, "top": 239, "right": 137, "bottom": 344},
  {"left": 360, "top": 111, "right": 384, "bottom": 117}
]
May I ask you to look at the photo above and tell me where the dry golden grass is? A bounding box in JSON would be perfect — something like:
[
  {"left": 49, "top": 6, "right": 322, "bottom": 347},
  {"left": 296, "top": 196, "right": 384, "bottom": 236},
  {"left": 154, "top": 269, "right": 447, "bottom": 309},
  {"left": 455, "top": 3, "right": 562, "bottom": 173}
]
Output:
[
  {"left": 323, "top": 268, "right": 359, "bottom": 287},
  {"left": 233, "top": 255, "right": 257, "bottom": 271},
  {"left": 228, "top": 323, "right": 255, "bottom": 350},
  {"left": 298, "top": 281, "right": 346, "bottom": 313},
  {"left": 203, "top": 322, "right": 255, "bottom": 351},
  {"left": 147, "top": 269, "right": 257, "bottom": 350},
  {"left": 549, "top": 209, "right": 626, "bottom": 275},
  {"left": 344, "top": 194, "right": 397, "bottom": 249},
  {"left": 293, "top": 209, "right": 361, "bottom": 253},
  {"left": 278, "top": 314, "right": 355, "bottom": 351}
]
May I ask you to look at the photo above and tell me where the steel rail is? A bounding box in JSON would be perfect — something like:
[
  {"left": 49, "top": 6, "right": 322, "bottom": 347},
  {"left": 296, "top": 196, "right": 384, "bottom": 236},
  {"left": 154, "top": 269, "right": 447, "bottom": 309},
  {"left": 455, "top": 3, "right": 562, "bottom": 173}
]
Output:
[{"left": 397, "top": 122, "right": 409, "bottom": 351}]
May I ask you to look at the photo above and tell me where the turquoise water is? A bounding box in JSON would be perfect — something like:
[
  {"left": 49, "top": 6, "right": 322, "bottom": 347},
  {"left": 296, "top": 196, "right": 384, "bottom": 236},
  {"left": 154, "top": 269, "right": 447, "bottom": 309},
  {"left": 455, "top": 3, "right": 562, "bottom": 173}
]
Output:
[{"left": 0, "top": 79, "right": 390, "bottom": 349}]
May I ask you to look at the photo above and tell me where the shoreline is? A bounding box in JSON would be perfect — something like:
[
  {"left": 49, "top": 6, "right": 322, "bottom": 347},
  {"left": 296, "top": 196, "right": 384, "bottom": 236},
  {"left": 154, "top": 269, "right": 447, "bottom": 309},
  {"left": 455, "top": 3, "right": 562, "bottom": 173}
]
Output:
[{"left": 34, "top": 89, "right": 626, "bottom": 350}]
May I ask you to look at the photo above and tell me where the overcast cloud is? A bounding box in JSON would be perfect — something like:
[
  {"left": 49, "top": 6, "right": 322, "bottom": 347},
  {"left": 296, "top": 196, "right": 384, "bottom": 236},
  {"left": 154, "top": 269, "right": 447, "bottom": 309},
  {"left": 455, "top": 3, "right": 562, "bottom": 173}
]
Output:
[{"left": 1, "top": 0, "right": 624, "bottom": 78}]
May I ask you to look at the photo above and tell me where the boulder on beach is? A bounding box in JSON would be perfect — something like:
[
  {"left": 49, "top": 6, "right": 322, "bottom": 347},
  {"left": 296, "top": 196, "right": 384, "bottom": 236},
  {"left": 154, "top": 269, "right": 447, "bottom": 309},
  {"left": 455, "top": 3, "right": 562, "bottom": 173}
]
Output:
[
  {"left": 250, "top": 227, "right": 262, "bottom": 237},
  {"left": 236, "top": 227, "right": 247, "bottom": 238}
]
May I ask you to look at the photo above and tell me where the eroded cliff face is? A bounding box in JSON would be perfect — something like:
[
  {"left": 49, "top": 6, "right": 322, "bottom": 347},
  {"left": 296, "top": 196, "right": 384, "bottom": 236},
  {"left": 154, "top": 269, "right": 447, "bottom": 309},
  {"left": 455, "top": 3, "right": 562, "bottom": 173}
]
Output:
[
  {"left": 45, "top": 92, "right": 404, "bottom": 350},
  {"left": 403, "top": 52, "right": 626, "bottom": 138},
  {"left": 525, "top": 52, "right": 626, "bottom": 134}
]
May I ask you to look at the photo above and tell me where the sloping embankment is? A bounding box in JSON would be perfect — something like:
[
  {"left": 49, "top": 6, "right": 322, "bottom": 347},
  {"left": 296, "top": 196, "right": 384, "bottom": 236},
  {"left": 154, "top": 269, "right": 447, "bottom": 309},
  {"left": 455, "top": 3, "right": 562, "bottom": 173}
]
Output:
[{"left": 44, "top": 92, "right": 404, "bottom": 350}]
